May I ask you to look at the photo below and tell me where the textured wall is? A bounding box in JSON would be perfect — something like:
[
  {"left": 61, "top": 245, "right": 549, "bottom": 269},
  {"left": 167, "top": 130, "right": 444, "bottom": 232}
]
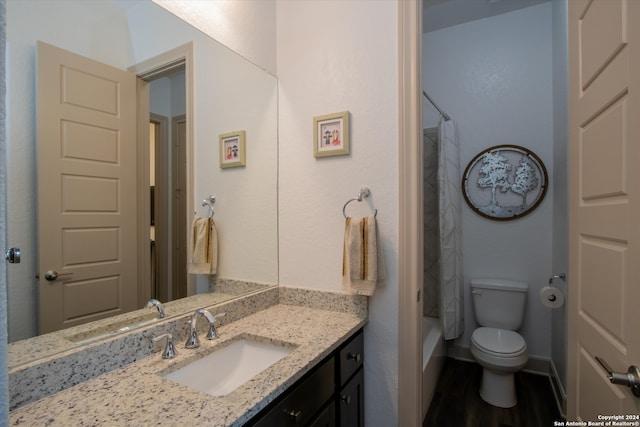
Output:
[
  {"left": 423, "top": 3, "right": 555, "bottom": 358},
  {"left": 153, "top": 0, "right": 277, "bottom": 76},
  {"left": 276, "top": 1, "right": 400, "bottom": 424},
  {"left": 1, "top": 0, "right": 9, "bottom": 420}
]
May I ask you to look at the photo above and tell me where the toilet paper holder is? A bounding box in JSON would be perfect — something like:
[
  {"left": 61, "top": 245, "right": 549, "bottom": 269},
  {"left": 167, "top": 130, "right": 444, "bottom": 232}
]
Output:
[
  {"left": 544, "top": 273, "right": 566, "bottom": 303},
  {"left": 548, "top": 273, "right": 566, "bottom": 285}
]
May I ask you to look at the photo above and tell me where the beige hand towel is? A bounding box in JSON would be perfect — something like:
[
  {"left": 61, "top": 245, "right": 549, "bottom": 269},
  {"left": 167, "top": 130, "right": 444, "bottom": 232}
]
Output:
[
  {"left": 342, "top": 215, "right": 385, "bottom": 296},
  {"left": 189, "top": 216, "right": 218, "bottom": 275}
]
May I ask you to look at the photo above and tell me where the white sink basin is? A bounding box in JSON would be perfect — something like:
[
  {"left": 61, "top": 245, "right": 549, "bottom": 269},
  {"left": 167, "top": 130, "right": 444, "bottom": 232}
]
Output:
[{"left": 162, "top": 338, "right": 293, "bottom": 397}]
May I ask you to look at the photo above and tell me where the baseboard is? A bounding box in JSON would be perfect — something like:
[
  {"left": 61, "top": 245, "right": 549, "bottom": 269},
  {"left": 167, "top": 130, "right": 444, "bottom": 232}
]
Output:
[
  {"left": 450, "top": 342, "right": 475, "bottom": 362},
  {"left": 451, "top": 342, "right": 566, "bottom": 418},
  {"left": 549, "top": 360, "right": 567, "bottom": 419}
]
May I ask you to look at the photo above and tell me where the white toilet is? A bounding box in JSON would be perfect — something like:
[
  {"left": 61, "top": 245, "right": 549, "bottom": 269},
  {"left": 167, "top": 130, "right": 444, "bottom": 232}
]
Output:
[{"left": 470, "top": 278, "right": 528, "bottom": 408}]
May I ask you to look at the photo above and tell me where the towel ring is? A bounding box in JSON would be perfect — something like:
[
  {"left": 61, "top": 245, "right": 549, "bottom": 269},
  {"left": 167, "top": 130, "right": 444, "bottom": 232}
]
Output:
[
  {"left": 201, "top": 195, "right": 215, "bottom": 218},
  {"left": 343, "top": 187, "right": 377, "bottom": 219}
]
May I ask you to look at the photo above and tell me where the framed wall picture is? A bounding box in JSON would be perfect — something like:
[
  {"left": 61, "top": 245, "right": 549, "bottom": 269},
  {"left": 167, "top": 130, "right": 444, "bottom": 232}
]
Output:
[
  {"left": 462, "top": 144, "right": 548, "bottom": 221},
  {"left": 219, "top": 130, "right": 246, "bottom": 168},
  {"left": 313, "top": 111, "right": 350, "bottom": 158}
]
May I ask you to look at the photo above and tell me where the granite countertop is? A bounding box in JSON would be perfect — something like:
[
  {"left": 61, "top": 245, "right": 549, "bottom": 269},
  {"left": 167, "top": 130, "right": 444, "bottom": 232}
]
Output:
[
  {"left": 8, "top": 281, "right": 275, "bottom": 369},
  {"left": 9, "top": 303, "right": 367, "bottom": 426}
]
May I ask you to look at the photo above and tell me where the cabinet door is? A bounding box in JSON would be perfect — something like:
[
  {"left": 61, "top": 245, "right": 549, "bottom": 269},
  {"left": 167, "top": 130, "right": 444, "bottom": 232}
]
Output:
[
  {"left": 309, "top": 402, "right": 336, "bottom": 427},
  {"left": 252, "top": 358, "right": 335, "bottom": 427},
  {"left": 338, "top": 331, "right": 364, "bottom": 387},
  {"left": 339, "top": 368, "right": 364, "bottom": 427}
]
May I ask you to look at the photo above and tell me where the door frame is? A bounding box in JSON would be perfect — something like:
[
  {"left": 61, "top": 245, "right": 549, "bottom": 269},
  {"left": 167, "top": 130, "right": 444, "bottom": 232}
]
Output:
[
  {"left": 398, "top": 0, "right": 423, "bottom": 425},
  {"left": 130, "top": 42, "right": 195, "bottom": 305}
]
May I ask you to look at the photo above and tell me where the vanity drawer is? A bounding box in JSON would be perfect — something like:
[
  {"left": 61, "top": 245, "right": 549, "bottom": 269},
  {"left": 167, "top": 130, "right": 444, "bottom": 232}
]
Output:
[
  {"left": 338, "top": 330, "right": 363, "bottom": 386},
  {"left": 252, "top": 357, "right": 335, "bottom": 427}
]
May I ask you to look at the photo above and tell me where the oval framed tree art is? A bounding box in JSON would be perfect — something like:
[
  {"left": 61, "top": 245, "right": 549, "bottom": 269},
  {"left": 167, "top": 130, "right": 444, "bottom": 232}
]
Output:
[{"left": 461, "top": 145, "right": 548, "bottom": 221}]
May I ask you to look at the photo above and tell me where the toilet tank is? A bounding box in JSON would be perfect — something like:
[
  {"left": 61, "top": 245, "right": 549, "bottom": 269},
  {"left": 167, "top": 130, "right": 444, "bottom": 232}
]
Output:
[{"left": 471, "top": 278, "right": 528, "bottom": 330}]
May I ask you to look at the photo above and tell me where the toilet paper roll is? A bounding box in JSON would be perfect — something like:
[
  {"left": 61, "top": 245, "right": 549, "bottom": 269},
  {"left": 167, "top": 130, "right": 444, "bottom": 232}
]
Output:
[{"left": 540, "top": 286, "right": 564, "bottom": 308}]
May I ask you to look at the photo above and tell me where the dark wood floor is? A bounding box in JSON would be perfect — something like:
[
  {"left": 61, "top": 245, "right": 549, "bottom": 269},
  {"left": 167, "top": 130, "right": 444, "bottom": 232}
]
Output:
[{"left": 423, "top": 358, "right": 564, "bottom": 427}]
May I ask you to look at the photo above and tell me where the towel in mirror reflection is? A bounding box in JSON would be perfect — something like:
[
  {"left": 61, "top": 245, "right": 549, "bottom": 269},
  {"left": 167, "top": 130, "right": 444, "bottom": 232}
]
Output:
[{"left": 189, "top": 217, "right": 218, "bottom": 274}]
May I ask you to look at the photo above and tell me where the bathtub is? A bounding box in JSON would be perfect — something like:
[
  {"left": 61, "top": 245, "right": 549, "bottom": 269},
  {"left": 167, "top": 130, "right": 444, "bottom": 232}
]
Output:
[{"left": 422, "top": 316, "right": 447, "bottom": 419}]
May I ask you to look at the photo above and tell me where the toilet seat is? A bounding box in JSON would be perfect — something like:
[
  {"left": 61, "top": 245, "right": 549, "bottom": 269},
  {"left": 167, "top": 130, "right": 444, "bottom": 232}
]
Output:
[{"left": 471, "top": 327, "right": 526, "bottom": 357}]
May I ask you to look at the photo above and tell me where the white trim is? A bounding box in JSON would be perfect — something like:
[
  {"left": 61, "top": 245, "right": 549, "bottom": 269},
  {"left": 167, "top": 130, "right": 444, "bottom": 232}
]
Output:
[
  {"left": 135, "top": 79, "right": 151, "bottom": 306},
  {"left": 398, "top": 0, "right": 423, "bottom": 425},
  {"left": 550, "top": 359, "right": 567, "bottom": 419}
]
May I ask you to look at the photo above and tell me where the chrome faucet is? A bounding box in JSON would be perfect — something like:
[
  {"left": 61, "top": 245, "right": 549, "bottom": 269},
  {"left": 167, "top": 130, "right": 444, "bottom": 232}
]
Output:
[
  {"left": 185, "top": 309, "right": 226, "bottom": 349},
  {"left": 146, "top": 298, "right": 165, "bottom": 318},
  {"left": 153, "top": 333, "right": 178, "bottom": 359}
]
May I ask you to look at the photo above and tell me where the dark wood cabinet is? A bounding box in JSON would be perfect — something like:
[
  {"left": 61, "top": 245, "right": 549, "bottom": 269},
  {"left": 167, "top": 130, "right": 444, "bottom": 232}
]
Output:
[
  {"left": 336, "top": 331, "right": 364, "bottom": 427},
  {"left": 338, "top": 368, "right": 364, "bottom": 427},
  {"left": 308, "top": 401, "right": 335, "bottom": 427},
  {"left": 248, "top": 329, "right": 364, "bottom": 427}
]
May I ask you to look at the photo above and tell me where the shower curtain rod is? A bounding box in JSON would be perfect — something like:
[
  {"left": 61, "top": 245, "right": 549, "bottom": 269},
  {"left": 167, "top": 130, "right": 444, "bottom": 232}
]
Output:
[{"left": 422, "top": 90, "right": 451, "bottom": 121}]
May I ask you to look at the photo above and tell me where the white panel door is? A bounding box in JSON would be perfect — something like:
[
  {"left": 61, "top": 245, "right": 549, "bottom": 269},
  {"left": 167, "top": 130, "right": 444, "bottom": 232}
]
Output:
[
  {"left": 37, "top": 42, "right": 138, "bottom": 333},
  {"left": 568, "top": 0, "right": 640, "bottom": 418}
]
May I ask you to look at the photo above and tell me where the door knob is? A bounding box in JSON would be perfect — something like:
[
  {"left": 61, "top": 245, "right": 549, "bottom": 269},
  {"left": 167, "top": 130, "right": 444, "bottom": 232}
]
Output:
[
  {"left": 595, "top": 356, "right": 640, "bottom": 398},
  {"left": 5, "top": 248, "right": 20, "bottom": 264},
  {"left": 43, "top": 270, "right": 73, "bottom": 282}
]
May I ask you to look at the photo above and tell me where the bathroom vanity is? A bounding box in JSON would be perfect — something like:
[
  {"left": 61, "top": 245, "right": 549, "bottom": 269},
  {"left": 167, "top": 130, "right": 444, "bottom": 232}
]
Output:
[
  {"left": 249, "top": 329, "right": 364, "bottom": 426},
  {"left": 8, "top": 288, "right": 367, "bottom": 426}
]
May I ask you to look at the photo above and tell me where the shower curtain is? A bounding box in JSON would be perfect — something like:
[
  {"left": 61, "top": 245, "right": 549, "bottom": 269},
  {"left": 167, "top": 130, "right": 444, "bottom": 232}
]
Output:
[{"left": 437, "top": 119, "right": 464, "bottom": 340}]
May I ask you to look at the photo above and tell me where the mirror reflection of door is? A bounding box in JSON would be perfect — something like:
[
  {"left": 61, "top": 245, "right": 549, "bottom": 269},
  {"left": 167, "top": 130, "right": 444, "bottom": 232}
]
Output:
[
  {"left": 37, "top": 42, "right": 139, "bottom": 333},
  {"left": 148, "top": 67, "right": 187, "bottom": 303},
  {"left": 38, "top": 42, "right": 188, "bottom": 334}
]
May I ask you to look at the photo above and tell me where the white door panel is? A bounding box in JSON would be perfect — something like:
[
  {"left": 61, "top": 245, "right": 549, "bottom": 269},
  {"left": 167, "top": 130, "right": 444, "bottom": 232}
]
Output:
[
  {"left": 568, "top": 0, "right": 640, "bottom": 418},
  {"left": 37, "top": 41, "right": 138, "bottom": 333}
]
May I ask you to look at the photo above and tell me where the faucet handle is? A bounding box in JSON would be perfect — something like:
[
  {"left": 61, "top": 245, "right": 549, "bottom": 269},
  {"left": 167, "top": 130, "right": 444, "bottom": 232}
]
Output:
[
  {"left": 199, "top": 310, "right": 226, "bottom": 340},
  {"left": 153, "top": 333, "right": 178, "bottom": 359}
]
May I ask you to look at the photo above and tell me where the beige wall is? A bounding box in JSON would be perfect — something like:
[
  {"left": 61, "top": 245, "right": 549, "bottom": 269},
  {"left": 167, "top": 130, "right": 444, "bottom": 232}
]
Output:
[{"left": 276, "top": 1, "right": 400, "bottom": 424}]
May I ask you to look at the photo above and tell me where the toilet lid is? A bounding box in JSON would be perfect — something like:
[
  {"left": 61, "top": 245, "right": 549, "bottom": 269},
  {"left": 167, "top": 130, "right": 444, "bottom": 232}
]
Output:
[{"left": 472, "top": 327, "right": 526, "bottom": 356}]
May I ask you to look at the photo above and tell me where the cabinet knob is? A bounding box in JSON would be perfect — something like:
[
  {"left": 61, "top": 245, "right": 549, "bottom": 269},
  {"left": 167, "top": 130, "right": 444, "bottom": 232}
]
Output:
[
  {"left": 347, "top": 352, "right": 362, "bottom": 363},
  {"left": 341, "top": 394, "right": 352, "bottom": 405},
  {"left": 283, "top": 409, "right": 302, "bottom": 421}
]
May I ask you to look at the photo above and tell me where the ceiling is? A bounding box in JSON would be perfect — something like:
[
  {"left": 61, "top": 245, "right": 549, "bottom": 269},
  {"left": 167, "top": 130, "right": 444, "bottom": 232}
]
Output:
[{"left": 423, "top": 0, "right": 550, "bottom": 33}]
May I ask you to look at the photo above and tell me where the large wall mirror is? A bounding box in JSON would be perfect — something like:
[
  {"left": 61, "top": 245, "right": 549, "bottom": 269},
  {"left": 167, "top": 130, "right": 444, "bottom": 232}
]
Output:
[{"left": 6, "top": 0, "right": 278, "bottom": 364}]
